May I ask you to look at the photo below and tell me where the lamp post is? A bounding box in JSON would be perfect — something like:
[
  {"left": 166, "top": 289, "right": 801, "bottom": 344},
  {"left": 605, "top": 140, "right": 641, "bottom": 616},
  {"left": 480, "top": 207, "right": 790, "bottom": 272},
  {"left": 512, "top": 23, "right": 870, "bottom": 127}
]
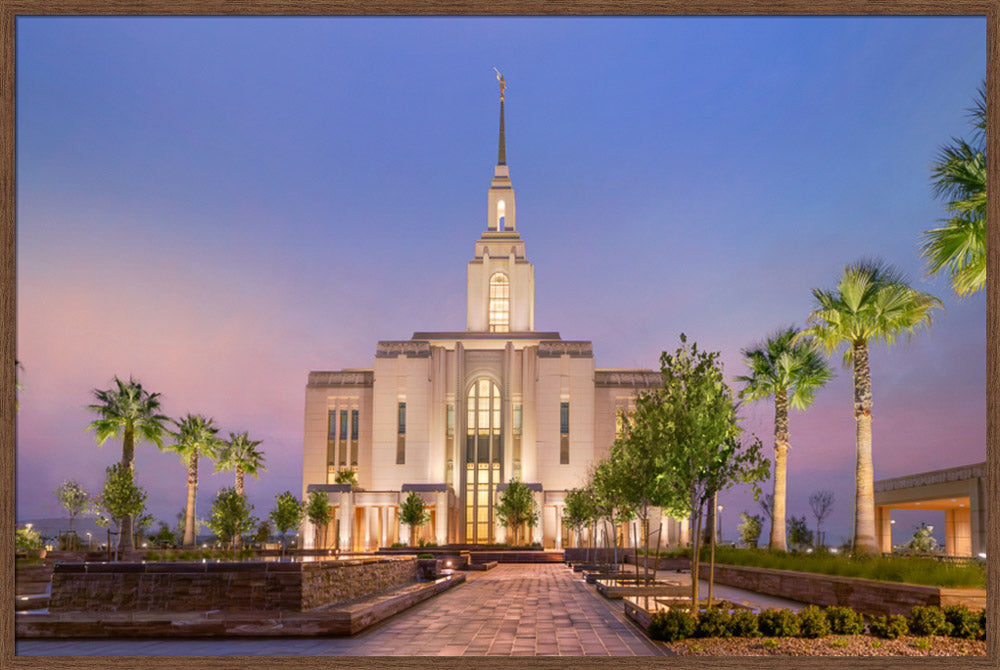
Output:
[
  {"left": 717, "top": 505, "right": 723, "bottom": 543},
  {"left": 86, "top": 532, "right": 92, "bottom": 550}
]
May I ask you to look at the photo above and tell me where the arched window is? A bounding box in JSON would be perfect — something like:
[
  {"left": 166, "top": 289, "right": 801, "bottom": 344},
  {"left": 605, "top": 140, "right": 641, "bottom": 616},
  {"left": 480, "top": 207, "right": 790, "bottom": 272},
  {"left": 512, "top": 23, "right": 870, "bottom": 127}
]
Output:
[
  {"left": 488, "top": 273, "right": 510, "bottom": 332},
  {"left": 496, "top": 199, "right": 506, "bottom": 231}
]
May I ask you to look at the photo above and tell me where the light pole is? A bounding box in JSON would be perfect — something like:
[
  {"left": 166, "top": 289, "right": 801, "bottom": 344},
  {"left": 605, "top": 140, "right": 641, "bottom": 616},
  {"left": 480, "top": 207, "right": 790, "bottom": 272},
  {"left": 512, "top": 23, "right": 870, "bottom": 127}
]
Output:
[
  {"left": 86, "top": 532, "right": 92, "bottom": 550},
  {"left": 717, "top": 505, "right": 723, "bottom": 543}
]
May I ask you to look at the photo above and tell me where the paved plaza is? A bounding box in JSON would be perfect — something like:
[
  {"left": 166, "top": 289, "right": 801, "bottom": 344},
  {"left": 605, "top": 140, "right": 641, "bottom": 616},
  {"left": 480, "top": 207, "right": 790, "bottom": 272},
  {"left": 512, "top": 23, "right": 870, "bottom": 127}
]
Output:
[{"left": 17, "top": 563, "right": 670, "bottom": 657}]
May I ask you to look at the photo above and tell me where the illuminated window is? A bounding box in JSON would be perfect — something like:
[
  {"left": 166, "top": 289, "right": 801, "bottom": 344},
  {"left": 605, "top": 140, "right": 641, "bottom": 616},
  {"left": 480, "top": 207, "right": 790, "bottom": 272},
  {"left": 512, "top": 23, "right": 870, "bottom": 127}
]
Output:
[
  {"left": 488, "top": 273, "right": 509, "bottom": 332},
  {"left": 326, "top": 410, "right": 337, "bottom": 467},
  {"left": 465, "top": 379, "right": 502, "bottom": 543},
  {"left": 497, "top": 199, "right": 506, "bottom": 231},
  {"left": 351, "top": 409, "right": 359, "bottom": 466}
]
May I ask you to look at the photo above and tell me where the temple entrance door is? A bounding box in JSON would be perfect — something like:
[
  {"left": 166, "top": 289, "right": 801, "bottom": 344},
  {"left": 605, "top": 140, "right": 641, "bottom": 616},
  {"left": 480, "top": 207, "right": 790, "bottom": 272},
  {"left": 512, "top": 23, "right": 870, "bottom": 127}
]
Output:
[{"left": 464, "top": 378, "right": 502, "bottom": 544}]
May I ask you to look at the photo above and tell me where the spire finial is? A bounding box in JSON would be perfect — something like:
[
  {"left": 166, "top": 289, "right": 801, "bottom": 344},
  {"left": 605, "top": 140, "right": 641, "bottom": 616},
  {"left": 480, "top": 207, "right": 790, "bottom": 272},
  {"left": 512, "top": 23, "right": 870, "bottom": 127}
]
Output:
[{"left": 494, "top": 67, "right": 506, "bottom": 166}]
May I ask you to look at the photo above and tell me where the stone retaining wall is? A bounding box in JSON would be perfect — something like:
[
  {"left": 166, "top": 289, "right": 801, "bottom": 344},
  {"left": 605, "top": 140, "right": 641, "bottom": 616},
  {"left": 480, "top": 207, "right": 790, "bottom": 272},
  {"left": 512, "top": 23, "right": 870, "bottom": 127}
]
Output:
[
  {"left": 703, "top": 563, "right": 985, "bottom": 615},
  {"left": 49, "top": 557, "right": 417, "bottom": 614}
]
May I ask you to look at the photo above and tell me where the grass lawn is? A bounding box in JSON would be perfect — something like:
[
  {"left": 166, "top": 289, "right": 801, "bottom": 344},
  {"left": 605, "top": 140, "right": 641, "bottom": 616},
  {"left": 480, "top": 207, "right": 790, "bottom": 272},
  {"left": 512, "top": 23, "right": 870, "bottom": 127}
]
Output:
[{"left": 643, "top": 546, "right": 985, "bottom": 589}]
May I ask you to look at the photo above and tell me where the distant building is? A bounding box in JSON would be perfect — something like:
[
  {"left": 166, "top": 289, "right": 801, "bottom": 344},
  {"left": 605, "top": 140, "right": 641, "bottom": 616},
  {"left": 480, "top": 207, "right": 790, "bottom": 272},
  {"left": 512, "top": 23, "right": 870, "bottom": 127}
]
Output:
[
  {"left": 874, "top": 461, "right": 987, "bottom": 557},
  {"left": 301, "top": 82, "right": 686, "bottom": 549}
]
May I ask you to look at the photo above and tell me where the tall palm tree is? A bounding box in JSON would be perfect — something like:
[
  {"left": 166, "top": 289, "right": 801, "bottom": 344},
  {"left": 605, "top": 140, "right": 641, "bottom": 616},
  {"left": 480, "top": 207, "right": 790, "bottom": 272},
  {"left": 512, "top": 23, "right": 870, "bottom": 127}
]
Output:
[
  {"left": 87, "top": 376, "right": 169, "bottom": 551},
  {"left": 735, "top": 326, "right": 833, "bottom": 551},
  {"left": 215, "top": 432, "right": 266, "bottom": 551},
  {"left": 167, "top": 414, "right": 222, "bottom": 547},
  {"left": 803, "top": 260, "right": 941, "bottom": 554},
  {"left": 921, "top": 82, "right": 986, "bottom": 297}
]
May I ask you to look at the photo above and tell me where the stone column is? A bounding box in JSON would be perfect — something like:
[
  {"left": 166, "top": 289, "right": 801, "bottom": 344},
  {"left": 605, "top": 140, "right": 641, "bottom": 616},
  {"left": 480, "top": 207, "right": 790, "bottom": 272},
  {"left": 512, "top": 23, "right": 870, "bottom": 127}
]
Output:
[
  {"left": 435, "top": 491, "right": 448, "bottom": 545},
  {"left": 556, "top": 505, "right": 563, "bottom": 549},
  {"left": 875, "top": 506, "right": 892, "bottom": 553},
  {"left": 340, "top": 490, "right": 353, "bottom": 551},
  {"left": 531, "top": 491, "right": 544, "bottom": 545}
]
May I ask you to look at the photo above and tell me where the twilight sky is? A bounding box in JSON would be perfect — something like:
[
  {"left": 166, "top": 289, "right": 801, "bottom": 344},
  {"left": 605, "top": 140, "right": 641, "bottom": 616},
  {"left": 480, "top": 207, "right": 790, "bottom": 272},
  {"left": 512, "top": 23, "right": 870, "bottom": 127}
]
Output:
[{"left": 16, "top": 16, "right": 986, "bottom": 547}]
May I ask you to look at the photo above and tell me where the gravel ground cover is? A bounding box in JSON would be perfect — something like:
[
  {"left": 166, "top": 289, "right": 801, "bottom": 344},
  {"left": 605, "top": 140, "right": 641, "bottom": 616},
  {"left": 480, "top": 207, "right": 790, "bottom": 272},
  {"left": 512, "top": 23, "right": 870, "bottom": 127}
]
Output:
[{"left": 664, "top": 634, "right": 986, "bottom": 656}]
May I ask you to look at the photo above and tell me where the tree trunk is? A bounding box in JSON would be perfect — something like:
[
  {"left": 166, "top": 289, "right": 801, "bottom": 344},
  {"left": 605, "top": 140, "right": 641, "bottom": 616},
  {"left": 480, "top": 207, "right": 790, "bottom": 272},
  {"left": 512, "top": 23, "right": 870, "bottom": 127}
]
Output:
[
  {"left": 708, "top": 491, "right": 717, "bottom": 608},
  {"left": 118, "top": 427, "right": 136, "bottom": 553},
  {"left": 852, "top": 340, "right": 878, "bottom": 555},
  {"left": 770, "top": 390, "right": 790, "bottom": 551},
  {"left": 690, "top": 501, "right": 701, "bottom": 611},
  {"left": 183, "top": 451, "right": 198, "bottom": 547},
  {"left": 234, "top": 467, "right": 245, "bottom": 551}
]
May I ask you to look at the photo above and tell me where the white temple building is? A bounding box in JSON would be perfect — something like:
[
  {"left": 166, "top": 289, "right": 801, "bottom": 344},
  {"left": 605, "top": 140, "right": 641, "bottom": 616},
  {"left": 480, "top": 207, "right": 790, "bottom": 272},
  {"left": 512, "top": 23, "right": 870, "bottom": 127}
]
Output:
[{"left": 301, "top": 77, "right": 687, "bottom": 550}]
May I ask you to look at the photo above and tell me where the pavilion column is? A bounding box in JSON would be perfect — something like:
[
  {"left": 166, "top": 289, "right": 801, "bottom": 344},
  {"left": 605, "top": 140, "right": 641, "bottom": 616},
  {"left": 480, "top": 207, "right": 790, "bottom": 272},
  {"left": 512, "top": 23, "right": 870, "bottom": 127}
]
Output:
[
  {"left": 875, "top": 506, "right": 892, "bottom": 553},
  {"left": 556, "top": 506, "right": 563, "bottom": 549}
]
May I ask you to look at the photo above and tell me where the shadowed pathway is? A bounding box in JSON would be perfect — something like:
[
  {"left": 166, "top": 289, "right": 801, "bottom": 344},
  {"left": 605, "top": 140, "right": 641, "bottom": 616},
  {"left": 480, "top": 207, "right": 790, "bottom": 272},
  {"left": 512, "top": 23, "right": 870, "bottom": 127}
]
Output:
[{"left": 17, "top": 563, "right": 668, "bottom": 657}]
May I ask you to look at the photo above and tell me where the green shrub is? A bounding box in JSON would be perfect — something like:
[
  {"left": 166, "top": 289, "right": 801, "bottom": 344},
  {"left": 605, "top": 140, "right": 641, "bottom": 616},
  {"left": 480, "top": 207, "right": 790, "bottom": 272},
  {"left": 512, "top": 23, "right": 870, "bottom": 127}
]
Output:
[
  {"left": 648, "top": 608, "right": 697, "bottom": 642},
  {"left": 907, "top": 606, "right": 950, "bottom": 636},
  {"left": 694, "top": 607, "right": 731, "bottom": 638},
  {"left": 757, "top": 608, "right": 799, "bottom": 637},
  {"left": 978, "top": 608, "right": 986, "bottom": 641},
  {"left": 796, "top": 605, "right": 830, "bottom": 638},
  {"left": 824, "top": 606, "right": 864, "bottom": 635},
  {"left": 728, "top": 609, "right": 760, "bottom": 638},
  {"left": 145, "top": 551, "right": 160, "bottom": 561},
  {"left": 942, "top": 605, "right": 980, "bottom": 639},
  {"left": 912, "top": 637, "right": 931, "bottom": 651},
  {"left": 390, "top": 542, "right": 406, "bottom": 548},
  {"left": 868, "top": 614, "right": 908, "bottom": 640},
  {"left": 417, "top": 553, "right": 435, "bottom": 559}
]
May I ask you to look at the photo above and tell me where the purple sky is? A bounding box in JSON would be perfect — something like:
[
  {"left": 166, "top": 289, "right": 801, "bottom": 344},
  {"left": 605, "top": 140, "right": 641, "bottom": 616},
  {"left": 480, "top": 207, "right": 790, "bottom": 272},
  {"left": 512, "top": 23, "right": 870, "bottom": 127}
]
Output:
[{"left": 16, "top": 16, "right": 986, "bottom": 547}]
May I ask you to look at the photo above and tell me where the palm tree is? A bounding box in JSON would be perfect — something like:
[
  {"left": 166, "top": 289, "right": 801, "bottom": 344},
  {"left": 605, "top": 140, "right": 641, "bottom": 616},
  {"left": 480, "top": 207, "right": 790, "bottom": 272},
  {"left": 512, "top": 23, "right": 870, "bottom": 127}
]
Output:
[
  {"left": 735, "top": 326, "right": 833, "bottom": 551},
  {"left": 87, "top": 376, "right": 169, "bottom": 551},
  {"left": 803, "top": 260, "right": 941, "bottom": 554},
  {"left": 167, "top": 414, "right": 222, "bottom": 547},
  {"left": 215, "top": 432, "right": 266, "bottom": 551},
  {"left": 921, "top": 82, "right": 986, "bottom": 297}
]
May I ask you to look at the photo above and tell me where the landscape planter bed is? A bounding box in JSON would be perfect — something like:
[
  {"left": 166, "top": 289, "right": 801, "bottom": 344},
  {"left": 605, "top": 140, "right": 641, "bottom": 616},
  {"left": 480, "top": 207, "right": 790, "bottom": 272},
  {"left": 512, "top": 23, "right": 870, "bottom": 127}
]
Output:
[
  {"left": 624, "top": 596, "right": 749, "bottom": 630},
  {"left": 595, "top": 578, "right": 687, "bottom": 600},
  {"left": 571, "top": 563, "right": 623, "bottom": 573},
  {"left": 48, "top": 555, "right": 418, "bottom": 614},
  {"left": 701, "top": 563, "right": 985, "bottom": 615},
  {"left": 583, "top": 570, "right": 641, "bottom": 584}
]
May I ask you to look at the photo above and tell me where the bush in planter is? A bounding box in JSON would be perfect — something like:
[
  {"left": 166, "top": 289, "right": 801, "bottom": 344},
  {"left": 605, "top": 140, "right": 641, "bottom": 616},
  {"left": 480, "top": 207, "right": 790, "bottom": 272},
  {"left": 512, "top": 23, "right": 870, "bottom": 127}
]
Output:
[
  {"left": 824, "top": 606, "right": 864, "bottom": 635},
  {"left": 648, "top": 608, "right": 697, "bottom": 642},
  {"left": 796, "top": 605, "right": 830, "bottom": 638},
  {"left": 868, "top": 614, "right": 908, "bottom": 640},
  {"left": 758, "top": 608, "right": 799, "bottom": 637},
  {"left": 694, "top": 607, "right": 732, "bottom": 638},
  {"left": 942, "top": 605, "right": 981, "bottom": 639},
  {"left": 417, "top": 553, "right": 435, "bottom": 559},
  {"left": 907, "top": 606, "right": 950, "bottom": 636},
  {"left": 728, "top": 609, "right": 760, "bottom": 637}
]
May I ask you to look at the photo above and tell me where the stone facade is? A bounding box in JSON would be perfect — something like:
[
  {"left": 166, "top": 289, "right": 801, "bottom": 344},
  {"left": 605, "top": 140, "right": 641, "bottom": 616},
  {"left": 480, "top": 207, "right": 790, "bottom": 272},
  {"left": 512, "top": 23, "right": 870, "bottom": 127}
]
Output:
[{"left": 49, "top": 557, "right": 417, "bottom": 613}]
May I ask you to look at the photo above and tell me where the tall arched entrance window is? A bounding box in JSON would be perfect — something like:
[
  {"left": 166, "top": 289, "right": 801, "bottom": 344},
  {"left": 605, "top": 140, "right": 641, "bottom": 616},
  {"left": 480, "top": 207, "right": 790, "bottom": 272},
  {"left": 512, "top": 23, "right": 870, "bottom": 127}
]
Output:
[
  {"left": 465, "top": 378, "right": 502, "bottom": 543},
  {"left": 488, "top": 273, "right": 509, "bottom": 332}
]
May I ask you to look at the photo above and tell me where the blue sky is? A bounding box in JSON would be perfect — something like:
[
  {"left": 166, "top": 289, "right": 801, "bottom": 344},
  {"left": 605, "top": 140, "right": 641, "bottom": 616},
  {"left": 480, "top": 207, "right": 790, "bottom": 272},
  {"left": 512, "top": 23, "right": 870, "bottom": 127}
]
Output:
[{"left": 16, "top": 16, "right": 986, "bottom": 547}]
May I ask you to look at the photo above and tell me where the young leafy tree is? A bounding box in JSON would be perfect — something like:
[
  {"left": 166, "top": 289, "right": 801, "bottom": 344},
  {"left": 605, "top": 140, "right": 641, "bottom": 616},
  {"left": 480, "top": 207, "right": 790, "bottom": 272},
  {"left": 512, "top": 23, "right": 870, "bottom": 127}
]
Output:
[
  {"left": 804, "top": 260, "right": 941, "bottom": 555},
  {"left": 494, "top": 479, "right": 539, "bottom": 547},
  {"left": 786, "top": 516, "right": 813, "bottom": 551},
  {"left": 270, "top": 491, "right": 305, "bottom": 559},
  {"left": 205, "top": 487, "right": 257, "bottom": 559},
  {"left": 646, "top": 334, "right": 770, "bottom": 609},
  {"left": 399, "top": 492, "right": 429, "bottom": 547},
  {"left": 98, "top": 463, "right": 148, "bottom": 559},
  {"left": 214, "top": 431, "right": 266, "bottom": 551},
  {"left": 562, "top": 486, "right": 597, "bottom": 560},
  {"left": 809, "top": 489, "right": 835, "bottom": 547},
  {"left": 736, "top": 326, "right": 832, "bottom": 551},
  {"left": 592, "top": 457, "right": 635, "bottom": 565},
  {"left": 306, "top": 490, "right": 334, "bottom": 550},
  {"left": 921, "top": 82, "right": 986, "bottom": 297},
  {"left": 166, "top": 414, "right": 222, "bottom": 547},
  {"left": 87, "top": 376, "right": 169, "bottom": 551},
  {"left": 737, "top": 512, "right": 763, "bottom": 547},
  {"left": 54, "top": 479, "right": 91, "bottom": 549}
]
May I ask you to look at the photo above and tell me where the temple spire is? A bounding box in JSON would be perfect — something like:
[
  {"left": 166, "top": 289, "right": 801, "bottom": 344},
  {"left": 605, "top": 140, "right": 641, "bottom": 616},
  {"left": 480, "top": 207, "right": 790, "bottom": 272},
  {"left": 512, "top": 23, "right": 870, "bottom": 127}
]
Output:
[{"left": 494, "top": 67, "right": 506, "bottom": 165}]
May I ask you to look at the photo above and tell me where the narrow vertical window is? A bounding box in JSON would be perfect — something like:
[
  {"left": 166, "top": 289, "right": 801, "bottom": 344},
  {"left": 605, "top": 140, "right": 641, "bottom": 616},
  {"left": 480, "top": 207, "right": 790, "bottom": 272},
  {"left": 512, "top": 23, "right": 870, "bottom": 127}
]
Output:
[
  {"left": 396, "top": 402, "right": 406, "bottom": 464},
  {"left": 560, "top": 401, "right": 570, "bottom": 464},
  {"left": 327, "top": 410, "right": 337, "bottom": 467},
  {"left": 339, "top": 410, "right": 348, "bottom": 466},
  {"left": 351, "top": 409, "right": 359, "bottom": 466},
  {"left": 488, "top": 273, "right": 509, "bottom": 332}
]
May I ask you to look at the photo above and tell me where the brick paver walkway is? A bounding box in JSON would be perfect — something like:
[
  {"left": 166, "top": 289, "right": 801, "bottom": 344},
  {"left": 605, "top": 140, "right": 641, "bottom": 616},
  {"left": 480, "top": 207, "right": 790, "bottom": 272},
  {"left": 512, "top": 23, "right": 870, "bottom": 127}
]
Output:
[{"left": 16, "top": 563, "right": 668, "bottom": 657}]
